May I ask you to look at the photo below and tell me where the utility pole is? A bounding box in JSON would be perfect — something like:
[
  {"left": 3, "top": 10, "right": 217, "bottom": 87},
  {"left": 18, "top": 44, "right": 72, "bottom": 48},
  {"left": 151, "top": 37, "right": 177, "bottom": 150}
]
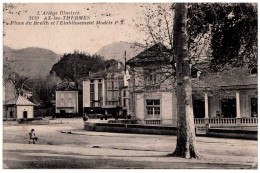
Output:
[{"left": 124, "top": 51, "right": 127, "bottom": 74}]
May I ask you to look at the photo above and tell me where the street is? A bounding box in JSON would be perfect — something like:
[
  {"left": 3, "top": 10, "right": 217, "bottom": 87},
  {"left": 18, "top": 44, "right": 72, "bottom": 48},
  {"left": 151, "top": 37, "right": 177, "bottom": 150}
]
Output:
[{"left": 3, "top": 118, "right": 258, "bottom": 169}]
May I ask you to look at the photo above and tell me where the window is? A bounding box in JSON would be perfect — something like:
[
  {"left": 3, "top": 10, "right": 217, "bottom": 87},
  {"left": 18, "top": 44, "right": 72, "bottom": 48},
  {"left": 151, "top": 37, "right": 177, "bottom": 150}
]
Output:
[
  {"left": 146, "top": 99, "right": 160, "bottom": 119},
  {"left": 123, "top": 99, "right": 126, "bottom": 107},
  {"left": 191, "top": 69, "right": 201, "bottom": 79},
  {"left": 250, "top": 68, "right": 257, "bottom": 76},
  {"left": 98, "top": 83, "right": 102, "bottom": 100},
  {"left": 107, "top": 81, "right": 112, "bottom": 90},
  {"left": 90, "top": 84, "right": 95, "bottom": 92},
  {"left": 148, "top": 74, "right": 157, "bottom": 84},
  {"left": 9, "top": 110, "right": 13, "bottom": 118},
  {"left": 90, "top": 83, "right": 95, "bottom": 107},
  {"left": 251, "top": 98, "right": 258, "bottom": 117},
  {"left": 99, "top": 79, "right": 102, "bottom": 83},
  {"left": 98, "top": 83, "right": 103, "bottom": 106},
  {"left": 90, "top": 93, "right": 94, "bottom": 101},
  {"left": 112, "top": 81, "right": 114, "bottom": 90},
  {"left": 123, "top": 90, "right": 126, "bottom": 97},
  {"left": 107, "top": 91, "right": 113, "bottom": 101},
  {"left": 146, "top": 72, "right": 160, "bottom": 90},
  {"left": 90, "top": 80, "right": 94, "bottom": 83},
  {"left": 114, "top": 81, "right": 119, "bottom": 90},
  {"left": 111, "top": 74, "right": 114, "bottom": 79},
  {"left": 107, "top": 74, "right": 111, "bottom": 80},
  {"left": 191, "top": 70, "right": 198, "bottom": 78}
]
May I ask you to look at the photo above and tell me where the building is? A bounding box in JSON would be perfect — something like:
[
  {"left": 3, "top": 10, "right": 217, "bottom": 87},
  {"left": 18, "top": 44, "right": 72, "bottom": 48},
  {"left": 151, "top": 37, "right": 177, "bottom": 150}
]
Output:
[
  {"left": 127, "top": 43, "right": 258, "bottom": 127},
  {"left": 55, "top": 82, "right": 79, "bottom": 117},
  {"left": 82, "top": 61, "right": 128, "bottom": 116},
  {"left": 4, "top": 95, "right": 35, "bottom": 120},
  {"left": 126, "top": 43, "right": 176, "bottom": 125},
  {"left": 55, "top": 91, "right": 79, "bottom": 117},
  {"left": 120, "top": 69, "right": 131, "bottom": 117},
  {"left": 191, "top": 66, "right": 258, "bottom": 127}
]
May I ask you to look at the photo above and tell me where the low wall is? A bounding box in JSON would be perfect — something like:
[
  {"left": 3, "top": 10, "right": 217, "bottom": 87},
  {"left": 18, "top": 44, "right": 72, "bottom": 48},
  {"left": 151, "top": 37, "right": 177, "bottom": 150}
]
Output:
[
  {"left": 84, "top": 122, "right": 177, "bottom": 135},
  {"left": 85, "top": 122, "right": 258, "bottom": 140},
  {"left": 207, "top": 128, "right": 258, "bottom": 140},
  {"left": 108, "top": 120, "right": 137, "bottom": 124},
  {"left": 17, "top": 118, "right": 50, "bottom": 125}
]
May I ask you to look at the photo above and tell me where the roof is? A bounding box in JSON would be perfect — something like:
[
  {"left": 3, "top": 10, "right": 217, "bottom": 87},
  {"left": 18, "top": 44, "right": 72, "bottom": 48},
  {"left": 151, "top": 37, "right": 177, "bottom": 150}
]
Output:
[
  {"left": 21, "top": 88, "right": 33, "bottom": 94},
  {"left": 88, "top": 67, "right": 125, "bottom": 79},
  {"left": 55, "top": 82, "right": 78, "bottom": 91},
  {"left": 126, "top": 43, "right": 172, "bottom": 65},
  {"left": 79, "top": 61, "right": 125, "bottom": 80},
  {"left": 192, "top": 67, "right": 257, "bottom": 89},
  {"left": 5, "top": 95, "right": 35, "bottom": 106}
]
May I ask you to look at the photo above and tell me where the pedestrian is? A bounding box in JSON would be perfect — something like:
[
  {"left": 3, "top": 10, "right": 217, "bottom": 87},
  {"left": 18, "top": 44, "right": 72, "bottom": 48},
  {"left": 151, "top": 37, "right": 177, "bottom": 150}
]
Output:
[
  {"left": 127, "top": 113, "right": 131, "bottom": 119},
  {"left": 83, "top": 113, "right": 89, "bottom": 121},
  {"left": 29, "top": 129, "right": 38, "bottom": 144}
]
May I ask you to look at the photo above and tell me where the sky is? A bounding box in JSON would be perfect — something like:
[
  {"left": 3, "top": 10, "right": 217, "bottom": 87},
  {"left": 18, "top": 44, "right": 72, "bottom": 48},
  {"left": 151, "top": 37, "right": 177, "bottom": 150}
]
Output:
[{"left": 3, "top": 3, "right": 152, "bottom": 54}]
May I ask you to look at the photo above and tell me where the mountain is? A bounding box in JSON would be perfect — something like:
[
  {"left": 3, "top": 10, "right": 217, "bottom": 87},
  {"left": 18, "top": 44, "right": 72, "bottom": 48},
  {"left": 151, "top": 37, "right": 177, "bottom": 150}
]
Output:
[
  {"left": 95, "top": 41, "right": 144, "bottom": 63},
  {"left": 3, "top": 46, "right": 61, "bottom": 78}
]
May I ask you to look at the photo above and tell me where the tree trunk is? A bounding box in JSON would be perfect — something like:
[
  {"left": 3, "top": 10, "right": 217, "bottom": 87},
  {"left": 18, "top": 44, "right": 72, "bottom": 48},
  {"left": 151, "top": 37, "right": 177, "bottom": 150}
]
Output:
[{"left": 169, "top": 3, "right": 201, "bottom": 159}]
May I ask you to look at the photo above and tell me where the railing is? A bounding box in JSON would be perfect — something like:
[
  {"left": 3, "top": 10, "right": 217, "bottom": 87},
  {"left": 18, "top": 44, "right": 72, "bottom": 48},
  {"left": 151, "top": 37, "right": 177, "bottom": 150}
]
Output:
[
  {"left": 194, "top": 117, "right": 258, "bottom": 126},
  {"left": 209, "top": 118, "right": 237, "bottom": 124},
  {"left": 241, "top": 117, "right": 258, "bottom": 124},
  {"left": 194, "top": 118, "right": 205, "bottom": 125},
  {"left": 145, "top": 120, "right": 161, "bottom": 125}
]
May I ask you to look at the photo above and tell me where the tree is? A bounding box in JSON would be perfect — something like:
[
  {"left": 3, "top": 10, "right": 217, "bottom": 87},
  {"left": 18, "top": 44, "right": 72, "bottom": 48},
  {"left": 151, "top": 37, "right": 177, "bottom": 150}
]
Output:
[
  {"left": 3, "top": 57, "right": 29, "bottom": 93},
  {"left": 188, "top": 3, "right": 257, "bottom": 71},
  {"left": 169, "top": 3, "right": 200, "bottom": 158},
  {"left": 50, "top": 52, "right": 118, "bottom": 83},
  {"left": 132, "top": 3, "right": 257, "bottom": 159}
]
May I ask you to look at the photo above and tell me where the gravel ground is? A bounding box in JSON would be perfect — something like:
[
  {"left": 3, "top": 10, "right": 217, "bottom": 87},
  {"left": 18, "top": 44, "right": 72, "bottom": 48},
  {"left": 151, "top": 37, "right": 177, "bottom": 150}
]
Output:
[{"left": 2, "top": 117, "right": 258, "bottom": 169}]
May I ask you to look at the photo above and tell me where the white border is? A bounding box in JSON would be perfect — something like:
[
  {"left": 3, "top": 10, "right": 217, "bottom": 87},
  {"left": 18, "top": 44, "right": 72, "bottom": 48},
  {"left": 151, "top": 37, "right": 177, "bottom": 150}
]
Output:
[{"left": 1, "top": 1, "right": 259, "bottom": 173}]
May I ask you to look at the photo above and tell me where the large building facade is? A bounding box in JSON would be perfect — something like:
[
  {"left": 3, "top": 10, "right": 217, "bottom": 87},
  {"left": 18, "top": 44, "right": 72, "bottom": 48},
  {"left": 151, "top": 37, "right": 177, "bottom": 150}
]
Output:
[
  {"left": 127, "top": 43, "right": 177, "bottom": 125},
  {"left": 191, "top": 66, "right": 258, "bottom": 127},
  {"left": 127, "top": 43, "right": 258, "bottom": 127},
  {"left": 83, "top": 62, "right": 129, "bottom": 116}
]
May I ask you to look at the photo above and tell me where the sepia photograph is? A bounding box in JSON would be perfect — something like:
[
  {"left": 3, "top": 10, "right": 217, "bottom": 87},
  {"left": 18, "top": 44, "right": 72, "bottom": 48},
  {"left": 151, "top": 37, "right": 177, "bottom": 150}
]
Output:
[{"left": 2, "top": 1, "right": 258, "bottom": 169}]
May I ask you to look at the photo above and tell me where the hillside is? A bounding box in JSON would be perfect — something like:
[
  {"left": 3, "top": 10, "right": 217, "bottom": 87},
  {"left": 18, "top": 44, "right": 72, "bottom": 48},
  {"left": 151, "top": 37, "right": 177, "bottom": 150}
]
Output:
[
  {"left": 50, "top": 53, "right": 114, "bottom": 82},
  {"left": 3, "top": 46, "right": 61, "bottom": 78},
  {"left": 95, "top": 41, "right": 144, "bottom": 62}
]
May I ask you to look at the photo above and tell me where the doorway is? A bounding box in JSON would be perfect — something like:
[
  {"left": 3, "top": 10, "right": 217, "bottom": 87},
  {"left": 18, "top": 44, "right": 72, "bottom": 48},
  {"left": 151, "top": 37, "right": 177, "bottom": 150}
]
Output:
[
  {"left": 221, "top": 98, "right": 236, "bottom": 118},
  {"left": 193, "top": 99, "right": 205, "bottom": 118},
  {"left": 60, "top": 110, "right": 66, "bottom": 117},
  {"left": 23, "top": 111, "right": 28, "bottom": 118}
]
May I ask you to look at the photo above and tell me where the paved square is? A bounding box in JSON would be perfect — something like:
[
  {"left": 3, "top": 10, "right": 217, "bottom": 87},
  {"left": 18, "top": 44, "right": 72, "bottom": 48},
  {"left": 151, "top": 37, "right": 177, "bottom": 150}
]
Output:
[{"left": 3, "top": 118, "right": 258, "bottom": 169}]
